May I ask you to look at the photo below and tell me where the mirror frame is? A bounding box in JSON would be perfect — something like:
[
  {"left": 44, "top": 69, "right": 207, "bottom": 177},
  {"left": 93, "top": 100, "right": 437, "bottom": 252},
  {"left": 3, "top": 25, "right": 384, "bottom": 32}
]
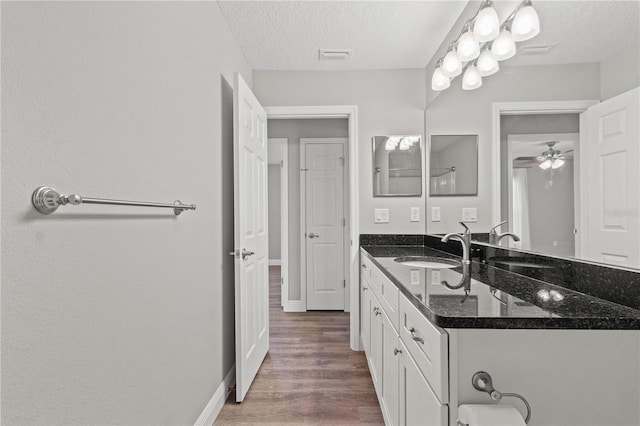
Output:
[
  {"left": 372, "top": 135, "right": 423, "bottom": 197},
  {"left": 429, "top": 134, "right": 479, "bottom": 197}
]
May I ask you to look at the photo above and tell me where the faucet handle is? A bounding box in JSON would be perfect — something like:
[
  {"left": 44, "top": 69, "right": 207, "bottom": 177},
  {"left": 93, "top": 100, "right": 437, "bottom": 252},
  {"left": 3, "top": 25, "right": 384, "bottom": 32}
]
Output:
[
  {"left": 459, "top": 222, "right": 471, "bottom": 234},
  {"left": 490, "top": 220, "right": 508, "bottom": 234}
]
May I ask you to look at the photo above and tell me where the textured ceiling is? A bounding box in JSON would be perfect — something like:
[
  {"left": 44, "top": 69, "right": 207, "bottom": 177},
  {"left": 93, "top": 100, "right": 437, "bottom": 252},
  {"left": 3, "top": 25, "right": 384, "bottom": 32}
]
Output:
[
  {"left": 218, "top": 1, "right": 640, "bottom": 71},
  {"left": 217, "top": 1, "right": 468, "bottom": 70}
]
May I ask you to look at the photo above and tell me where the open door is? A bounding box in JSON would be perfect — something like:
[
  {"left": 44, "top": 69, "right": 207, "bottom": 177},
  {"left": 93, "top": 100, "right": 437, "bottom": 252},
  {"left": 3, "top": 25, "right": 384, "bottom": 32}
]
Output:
[
  {"left": 580, "top": 87, "right": 640, "bottom": 267},
  {"left": 233, "top": 72, "right": 269, "bottom": 402}
]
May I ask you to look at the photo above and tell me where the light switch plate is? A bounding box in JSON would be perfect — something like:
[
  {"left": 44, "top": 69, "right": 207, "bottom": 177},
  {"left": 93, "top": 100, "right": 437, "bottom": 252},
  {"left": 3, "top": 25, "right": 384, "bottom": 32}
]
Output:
[
  {"left": 410, "top": 207, "right": 420, "bottom": 222},
  {"left": 461, "top": 207, "right": 477, "bottom": 222},
  {"left": 430, "top": 270, "right": 441, "bottom": 285},
  {"left": 374, "top": 208, "right": 389, "bottom": 223},
  {"left": 431, "top": 207, "right": 441, "bottom": 222},
  {"left": 410, "top": 269, "right": 420, "bottom": 285}
]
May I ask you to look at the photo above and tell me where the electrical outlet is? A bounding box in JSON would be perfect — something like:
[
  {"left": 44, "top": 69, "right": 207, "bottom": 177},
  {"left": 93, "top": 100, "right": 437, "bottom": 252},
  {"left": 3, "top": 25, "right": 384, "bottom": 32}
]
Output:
[
  {"left": 410, "top": 207, "right": 420, "bottom": 222},
  {"left": 431, "top": 270, "right": 441, "bottom": 285},
  {"left": 461, "top": 207, "right": 477, "bottom": 222},
  {"left": 374, "top": 208, "right": 389, "bottom": 223},
  {"left": 431, "top": 207, "right": 441, "bottom": 222},
  {"left": 410, "top": 269, "right": 420, "bottom": 285}
]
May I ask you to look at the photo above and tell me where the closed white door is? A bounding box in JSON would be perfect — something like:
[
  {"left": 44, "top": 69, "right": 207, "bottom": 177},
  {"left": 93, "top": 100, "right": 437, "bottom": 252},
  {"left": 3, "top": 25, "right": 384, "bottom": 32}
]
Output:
[
  {"left": 581, "top": 87, "right": 640, "bottom": 267},
  {"left": 302, "top": 140, "right": 346, "bottom": 310},
  {"left": 233, "top": 72, "right": 269, "bottom": 402}
]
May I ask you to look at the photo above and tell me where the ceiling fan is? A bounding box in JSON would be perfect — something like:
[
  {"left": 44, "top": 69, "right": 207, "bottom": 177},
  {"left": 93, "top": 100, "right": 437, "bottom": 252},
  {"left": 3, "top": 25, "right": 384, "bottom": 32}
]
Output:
[{"left": 515, "top": 141, "right": 573, "bottom": 170}]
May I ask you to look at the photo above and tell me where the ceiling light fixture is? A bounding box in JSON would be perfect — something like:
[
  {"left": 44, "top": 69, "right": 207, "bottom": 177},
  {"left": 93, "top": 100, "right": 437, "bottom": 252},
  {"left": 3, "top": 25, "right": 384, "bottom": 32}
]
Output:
[
  {"left": 431, "top": 0, "right": 540, "bottom": 92},
  {"left": 538, "top": 142, "right": 566, "bottom": 170}
]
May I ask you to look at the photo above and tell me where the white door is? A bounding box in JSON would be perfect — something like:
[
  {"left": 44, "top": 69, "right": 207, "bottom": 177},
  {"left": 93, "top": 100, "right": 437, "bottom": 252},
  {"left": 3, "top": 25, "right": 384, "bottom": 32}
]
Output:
[
  {"left": 302, "top": 140, "right": 346, "bottom": 310},
  {"left": 233, "top": 72, "right": 269, "bottom": 402},
  {"left": 581, "top": 87, "right": 640, "bottom": 267}
]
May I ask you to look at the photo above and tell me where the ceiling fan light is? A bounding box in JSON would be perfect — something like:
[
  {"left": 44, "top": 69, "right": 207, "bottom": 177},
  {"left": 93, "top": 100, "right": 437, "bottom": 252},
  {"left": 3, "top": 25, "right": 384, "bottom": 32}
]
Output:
[
  {"left": 442, "top": 48, "right": 463, "bottom": 77},
  {"left": 431, "top": 67, "right": 451, "bottom": 91},
  {"left": 539, "top": 159, "right": 552, "bottom": 170},
  {"left": 457, "top": 30, "right": 480, "bottom": 62},
  {"left": 473, "top": 5, "right": 500, "bottom": 42},
  {"left": 462, "top": 65, "right": 482, "bottom": 90},
  {"left": 551, "top": 158, "right": 565, "bottom": 169},
  {"left": 512, "top": 4, "right": 540, "bottom": 42},
  {"left": 491, "top": 29, "right": 516, "bottom": 61},
  {"left": 477, "top": 49, "right": 499, "bottom": 76}
]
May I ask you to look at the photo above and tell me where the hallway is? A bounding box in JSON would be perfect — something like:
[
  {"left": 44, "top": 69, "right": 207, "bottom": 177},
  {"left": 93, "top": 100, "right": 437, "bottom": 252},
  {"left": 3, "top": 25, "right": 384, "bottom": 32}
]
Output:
[{"left": 215, "top": 266, "right": 383, "bottom": 425}]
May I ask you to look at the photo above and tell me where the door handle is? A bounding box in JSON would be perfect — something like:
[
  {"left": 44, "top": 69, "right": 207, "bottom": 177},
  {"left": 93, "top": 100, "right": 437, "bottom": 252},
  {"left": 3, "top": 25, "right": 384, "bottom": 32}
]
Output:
[
  {"left": 241, "top": 249, "right": 255, "bottom": 260},
  {"left": 308, "top": 232, "right": 319, "bottom": 239}
]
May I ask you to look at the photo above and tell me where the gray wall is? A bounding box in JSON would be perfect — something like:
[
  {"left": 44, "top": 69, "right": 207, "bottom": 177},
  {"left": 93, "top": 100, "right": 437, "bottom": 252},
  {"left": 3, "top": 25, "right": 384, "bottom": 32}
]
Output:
[
  {"left": 1, "top": 2, "right": 250, "bottom": 424},
  {"left": 425, "top": 63, "right": 600, "bottom": 235},
  {"left": 600, "top": 41, "right": 640, "bottom": 101},
  {"left": 255, "top": 70, "right": 427, "bottom": 236},
  {"left": 267, "top": 119, "right": 348, "bottom": 301},
  {"left": 268, "top": 165, "right": 281, "bottom": 261}
]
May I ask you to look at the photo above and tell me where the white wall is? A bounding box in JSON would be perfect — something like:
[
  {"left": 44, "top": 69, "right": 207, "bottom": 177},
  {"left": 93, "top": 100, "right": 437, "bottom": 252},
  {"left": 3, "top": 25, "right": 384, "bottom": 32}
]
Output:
[
  {"left": 255, "top": 70, "right": 427, "bottom": 235},
  {"left": 1, "top": 2, "right": 250, "bottom": 424},
  {"left": 600, "top": 41, "right": 640, "bottom": 101},
  {"left": 268, "top": 165, "right": 281, "bottom": 261},
  {"left": 425, "top": 63, "right": 600, "bottom": 235},
  {"left": 267, "top": 119, "right": 348, "bottom": 301}
]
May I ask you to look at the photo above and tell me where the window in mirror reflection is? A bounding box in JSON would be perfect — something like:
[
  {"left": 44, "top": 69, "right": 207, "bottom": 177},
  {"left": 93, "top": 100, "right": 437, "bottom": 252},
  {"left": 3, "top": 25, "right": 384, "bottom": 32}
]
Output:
[
  {"left": 372, "top": 136, "right": 422, "bottom": 197},
  {"left": 429, "top": 135, "right": 478, "bottom": 196}
]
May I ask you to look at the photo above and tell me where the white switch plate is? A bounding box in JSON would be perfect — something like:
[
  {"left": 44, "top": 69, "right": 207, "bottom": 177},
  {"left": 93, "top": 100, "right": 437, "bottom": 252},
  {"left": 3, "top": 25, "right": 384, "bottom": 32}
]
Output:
[
  {"left": 461, "top": 207, "right": 477, "bottom": 222},
  {"left": 410, "top": 269, "right": 420, "bottom": 285},
  {"left": 410, "top": 207, "right": 420, "bottom": 222},
  {"left": 374, "top": 208, "right": 389, "bottom": 223},
  {"left": 431, "top": 207, "right": 441, "bottom": 222},
  {"left": 431, "top": 270, "right": 441, "bottom": 285}
]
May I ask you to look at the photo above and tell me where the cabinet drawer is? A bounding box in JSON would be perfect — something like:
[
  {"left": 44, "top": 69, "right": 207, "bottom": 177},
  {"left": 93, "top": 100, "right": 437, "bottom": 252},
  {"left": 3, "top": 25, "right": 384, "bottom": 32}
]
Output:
[
  {"left": 374, "top": 267, "right": 399, "bottom": 332},
  {"left": 399, "top": 296, "right": 448, "bottom": 403},
  {"left": 360, "top": 251, "right": 374, "bottom": 285}
]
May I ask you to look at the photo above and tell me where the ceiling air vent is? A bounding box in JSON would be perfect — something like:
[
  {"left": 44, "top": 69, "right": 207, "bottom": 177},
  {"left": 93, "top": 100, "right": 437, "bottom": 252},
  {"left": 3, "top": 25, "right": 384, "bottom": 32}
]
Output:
[
  {"left": 319, "top": 49, "right": 353, "bottom": 60},
  {"left": 518, "top": 43, "right": 558, "bottom": 55}
]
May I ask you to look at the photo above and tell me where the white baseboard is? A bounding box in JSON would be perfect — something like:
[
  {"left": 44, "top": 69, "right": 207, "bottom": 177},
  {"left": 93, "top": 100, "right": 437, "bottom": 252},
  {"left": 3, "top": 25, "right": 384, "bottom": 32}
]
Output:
[
  {"left": 268, "top": 259, "right": 282, "bottom": 266},
  {"left": 194, "top": 365, "right": 235, "bottom": 426},
  {"left": 284, "top": 300, "right": 306, "bottom": 312}
]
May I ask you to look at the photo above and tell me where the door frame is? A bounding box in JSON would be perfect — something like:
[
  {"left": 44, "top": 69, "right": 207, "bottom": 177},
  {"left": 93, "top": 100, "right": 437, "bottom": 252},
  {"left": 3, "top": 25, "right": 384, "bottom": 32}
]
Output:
[
  {"left": 300, "top": 138, "right": 349, "bottom": 311},
  {"left": 265, "top": 105, "right": 360, "bottom": 351},
  {"left": 492, "top": 100, "right": 598, "bottom": 251}
]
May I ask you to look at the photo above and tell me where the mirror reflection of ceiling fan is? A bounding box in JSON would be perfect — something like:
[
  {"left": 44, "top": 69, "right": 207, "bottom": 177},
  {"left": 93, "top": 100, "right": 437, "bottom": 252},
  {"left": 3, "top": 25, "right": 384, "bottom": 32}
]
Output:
[{"left": 516, "top": 141, "right": 573, "bottom": 170}]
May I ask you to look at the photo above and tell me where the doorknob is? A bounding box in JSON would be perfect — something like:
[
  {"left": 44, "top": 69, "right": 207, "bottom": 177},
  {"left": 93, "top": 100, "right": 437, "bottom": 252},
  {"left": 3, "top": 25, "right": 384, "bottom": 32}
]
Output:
[
  {"left": 308, "top": 232, "right": 319, "bottom": 238},
  {"left": 241, "top": 249, "right": 255, "bottom": 260}
]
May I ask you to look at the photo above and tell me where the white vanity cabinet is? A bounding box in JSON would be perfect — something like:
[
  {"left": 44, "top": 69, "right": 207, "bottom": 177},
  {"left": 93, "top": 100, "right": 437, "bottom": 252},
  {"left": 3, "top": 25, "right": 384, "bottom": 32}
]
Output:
[{"left": 361, "top": 250, "right": 448, "bottom": 426}]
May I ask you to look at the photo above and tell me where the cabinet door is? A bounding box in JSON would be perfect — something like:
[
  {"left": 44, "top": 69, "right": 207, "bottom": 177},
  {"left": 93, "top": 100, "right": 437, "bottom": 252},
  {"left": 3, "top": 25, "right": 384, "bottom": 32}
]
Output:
[
  {"left": 361, "top": 278, "right": 371, "bottom": 354},
  {"left": 381, "top": 310, "right": 400, "bottom": 426},
  {"left": 369, "top": 295, "right": 383, "bottom": 397},
  {"left": 398, "top": 340, "right": 447, "bottom": 426}
]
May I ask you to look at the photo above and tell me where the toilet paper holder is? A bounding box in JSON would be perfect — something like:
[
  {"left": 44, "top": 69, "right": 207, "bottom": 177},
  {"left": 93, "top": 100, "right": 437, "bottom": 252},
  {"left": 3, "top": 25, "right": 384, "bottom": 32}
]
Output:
[{"left": 457, "top": 371, "right": 532, "bottom": 425}]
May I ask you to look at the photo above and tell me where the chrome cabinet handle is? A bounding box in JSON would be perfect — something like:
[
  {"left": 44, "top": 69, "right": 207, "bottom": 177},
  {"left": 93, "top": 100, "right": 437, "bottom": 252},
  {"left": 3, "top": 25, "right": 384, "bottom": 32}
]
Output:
[
  {"left": 241, "top": 249, "right": 255, "bottom": 260},
  {"left": 363, "top": 286, "right": 368, "bottom": 291},
  {"left": 308, "top": 232, "right": 319, "bottom": 238},
  {"left": 393, "top": 348, "right": 402, "bottom": 355},
  {"left": 362, "top": 264, "right": 367, "bottom": 269},
  {"left": 373, "top": 307, "right": 381, "bottom": 316},
  {"left": 409, "top": 327, "right": 424, "bottom": 344}
]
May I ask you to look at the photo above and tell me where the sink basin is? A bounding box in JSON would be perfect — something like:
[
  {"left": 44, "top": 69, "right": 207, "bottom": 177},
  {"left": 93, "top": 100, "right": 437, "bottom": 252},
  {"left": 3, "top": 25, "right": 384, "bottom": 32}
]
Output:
[
  {"left": 394, "top": 256, "right": 461, "bottom": 269},
  {"left": 486, "top": 256, "right": 556, "bottom": 269}
]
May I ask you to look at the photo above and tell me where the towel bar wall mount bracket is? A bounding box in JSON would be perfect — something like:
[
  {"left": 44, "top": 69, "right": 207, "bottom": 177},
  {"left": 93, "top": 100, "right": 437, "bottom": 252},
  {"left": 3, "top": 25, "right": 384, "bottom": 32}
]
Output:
[{"left": 32, "top": 186, "right": 196, "bottom": 216}]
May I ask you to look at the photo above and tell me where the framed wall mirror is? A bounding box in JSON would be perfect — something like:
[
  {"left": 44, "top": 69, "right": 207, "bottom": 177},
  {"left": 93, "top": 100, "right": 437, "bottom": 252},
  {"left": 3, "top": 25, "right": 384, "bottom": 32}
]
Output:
[
  {"left": 372, "top": 135, "right": 422, "bottom": 197},
  {"left": 429, "top": 134, "right": 478, "bottom": 196}
]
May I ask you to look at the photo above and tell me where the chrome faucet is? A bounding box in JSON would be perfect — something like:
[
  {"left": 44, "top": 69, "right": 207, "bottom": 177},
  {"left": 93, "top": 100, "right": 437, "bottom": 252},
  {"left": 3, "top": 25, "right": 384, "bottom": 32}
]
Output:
[
  {"left": 441, "top": 222, "right": 472, "bottom": 264},
  {"left": 489, "top": 220, "right": 521, "bottom": 245}
]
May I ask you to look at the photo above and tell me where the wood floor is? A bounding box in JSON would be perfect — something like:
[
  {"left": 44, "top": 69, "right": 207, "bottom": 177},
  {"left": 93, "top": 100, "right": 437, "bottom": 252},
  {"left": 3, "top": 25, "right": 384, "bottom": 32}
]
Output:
[{"left": 215, "top": 266, "right": 383, "bottom": 425}]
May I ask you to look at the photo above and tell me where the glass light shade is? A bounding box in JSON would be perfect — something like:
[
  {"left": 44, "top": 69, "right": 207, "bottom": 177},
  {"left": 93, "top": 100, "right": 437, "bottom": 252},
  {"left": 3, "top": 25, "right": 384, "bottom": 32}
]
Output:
[
  {"left": 457, "top": 30, "right": 480, "bottom": 62},
  {"left": 477, "top": 50, "right": 499, "bottom": 76},
  {"left": 442, "top": 48, "right": 462, "bottom": 77},
  {"left": 492, "top": 30, "right": 516, "bottom": 61},
  {"left": 473, "top": 5, "right": 500, "bottom": 42},
  {"left": 431, "top": 67, "right": 450, "bottom": 91},
  {"left": 511, "top": 5, "right": 540, "bottom": 41},
  {"left": 462, "top": 65, "right": 482, "bottom": 90},
  {"left": 539, "top": 159, "right": 552, "bottom": 170},
  {"left": 551, "top": 158, "right": 565, "bottom": 169}
]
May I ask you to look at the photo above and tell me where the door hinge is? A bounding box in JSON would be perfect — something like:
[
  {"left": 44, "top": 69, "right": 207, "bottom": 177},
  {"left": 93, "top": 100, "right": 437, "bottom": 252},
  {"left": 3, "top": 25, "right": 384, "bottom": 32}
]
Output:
[
  {"left": 343, "top": 279, "right": 346, "bottom": 288},
  {"left": 339, "top": 157, "right": 345, "bottom": 166},
  {"left": 342, "top": 218, "right": 346, "bottom": 227},
  {"left": 280, "top": 160, "right": 284, "bottom": 168},
  {"left": 281, "top": 277, "right": 284, "bottom": 285}
]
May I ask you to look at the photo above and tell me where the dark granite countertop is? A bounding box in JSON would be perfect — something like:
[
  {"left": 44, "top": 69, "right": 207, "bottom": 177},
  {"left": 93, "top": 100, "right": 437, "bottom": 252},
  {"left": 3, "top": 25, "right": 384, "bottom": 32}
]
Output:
[{"left": 361, "top": 245, "right": 640, "bottom": 330}]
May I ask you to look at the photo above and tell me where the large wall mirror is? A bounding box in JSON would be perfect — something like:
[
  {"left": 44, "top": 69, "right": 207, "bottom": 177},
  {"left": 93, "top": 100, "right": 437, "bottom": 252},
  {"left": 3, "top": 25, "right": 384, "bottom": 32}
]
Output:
[
  {"left": 372, "top": 135, "right": 422, "bottom": 197},
  {"left": 429, "top": 135, "right": 478, "bottom": 196}
]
